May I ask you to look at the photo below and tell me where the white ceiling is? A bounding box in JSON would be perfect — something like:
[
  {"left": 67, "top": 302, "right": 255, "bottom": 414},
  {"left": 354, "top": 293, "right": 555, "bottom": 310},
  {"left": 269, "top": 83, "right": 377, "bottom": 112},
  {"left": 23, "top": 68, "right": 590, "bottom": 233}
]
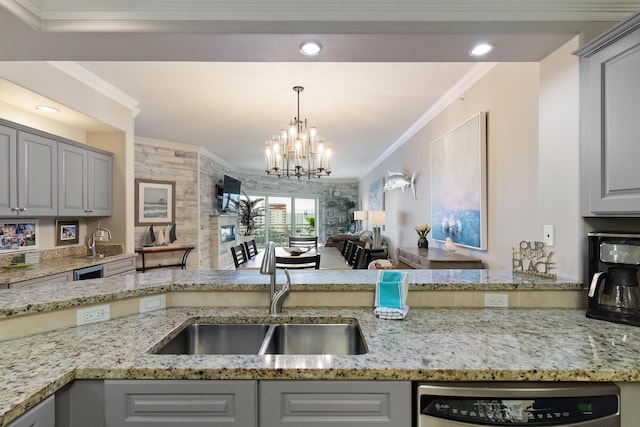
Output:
[{"left": 1, "top": 1, "right": 639, "bottom": 179}]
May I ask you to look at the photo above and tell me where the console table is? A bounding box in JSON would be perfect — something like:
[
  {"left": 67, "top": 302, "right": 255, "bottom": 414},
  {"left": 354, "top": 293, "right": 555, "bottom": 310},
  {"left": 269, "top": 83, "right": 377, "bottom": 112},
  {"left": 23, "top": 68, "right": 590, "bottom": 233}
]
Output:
[
  {"left": 135, "top": 245, "right": 195, "bottom": 272},
  {"left": 397, "top": 247, "right": 483, "bottom": 269}
]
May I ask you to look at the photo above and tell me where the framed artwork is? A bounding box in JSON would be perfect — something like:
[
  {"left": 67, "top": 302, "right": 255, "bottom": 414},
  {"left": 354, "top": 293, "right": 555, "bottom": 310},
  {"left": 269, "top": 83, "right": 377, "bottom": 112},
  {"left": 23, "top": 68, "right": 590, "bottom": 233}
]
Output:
[
  {"left": 369, "top": 177, "right": 384, "bottom": 211},
  {"left": 0, "top": 219, "right": 39, "bottom": 253},
  {"left": 135, "top": 179, "right": 176, "bottom": 226},
  {"left": 56, "top": 220, "right": 79, "bottom": 246},
  {"left": 430, "top": 112, "right": 487, "bottom": 250},
  {"left": 326, "top": 210, "right": 335, "bottom": 218}
]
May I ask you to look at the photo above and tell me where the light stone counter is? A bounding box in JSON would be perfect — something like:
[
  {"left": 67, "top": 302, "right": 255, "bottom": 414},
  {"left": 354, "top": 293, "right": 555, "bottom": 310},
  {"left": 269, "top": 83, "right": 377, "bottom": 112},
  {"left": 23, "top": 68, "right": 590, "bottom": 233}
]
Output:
[
  {"left": 0, "top": 269, "right": 581, "bottom": 318},
  {"left": 0, "top": 306, "right": 638, "bottom": 426}
]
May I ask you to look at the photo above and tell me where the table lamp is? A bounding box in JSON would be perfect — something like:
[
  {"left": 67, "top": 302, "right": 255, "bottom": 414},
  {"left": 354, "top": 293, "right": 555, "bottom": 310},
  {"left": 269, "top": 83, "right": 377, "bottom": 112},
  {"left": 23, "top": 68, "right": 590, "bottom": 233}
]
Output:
[
  {"left": 354, "top": 210, "right": 367, "bottom": 232},
  {"left": 369, "top": 210, "right": 386, "bottom": 249}
]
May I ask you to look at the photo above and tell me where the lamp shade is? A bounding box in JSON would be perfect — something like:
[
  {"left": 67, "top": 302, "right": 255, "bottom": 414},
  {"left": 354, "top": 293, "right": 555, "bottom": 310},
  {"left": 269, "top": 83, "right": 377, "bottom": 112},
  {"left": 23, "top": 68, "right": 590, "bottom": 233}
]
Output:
[
  {"left": 369, "top": 210, "right": 386, "bottom": 226},
  {"left": 354, "top": 210, "right": 367, "bottom": 220}
]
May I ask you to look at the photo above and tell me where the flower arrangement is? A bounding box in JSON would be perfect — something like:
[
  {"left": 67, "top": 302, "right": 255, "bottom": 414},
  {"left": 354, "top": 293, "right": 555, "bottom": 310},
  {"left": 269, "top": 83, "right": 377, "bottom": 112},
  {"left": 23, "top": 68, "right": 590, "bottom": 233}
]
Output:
[{"left": 415, "top": 224, "right": 431, "bottom": 238}]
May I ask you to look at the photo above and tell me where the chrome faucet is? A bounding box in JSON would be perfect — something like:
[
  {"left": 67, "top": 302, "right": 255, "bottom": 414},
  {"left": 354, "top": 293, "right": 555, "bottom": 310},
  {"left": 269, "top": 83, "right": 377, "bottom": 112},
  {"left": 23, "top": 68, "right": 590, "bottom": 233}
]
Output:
[
  {"left": 88, "top": 222, "right": 112, "bottom": 257},
  {"left": 260, "top": 241, "right": 291, "bottom": 314}
]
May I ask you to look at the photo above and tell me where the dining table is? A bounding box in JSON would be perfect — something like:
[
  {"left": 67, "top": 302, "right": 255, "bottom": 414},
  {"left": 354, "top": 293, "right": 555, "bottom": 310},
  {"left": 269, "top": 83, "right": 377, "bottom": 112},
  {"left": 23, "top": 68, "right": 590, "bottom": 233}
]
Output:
[{"left": 240, "top": 246, "right": 350, "bottom": 270}]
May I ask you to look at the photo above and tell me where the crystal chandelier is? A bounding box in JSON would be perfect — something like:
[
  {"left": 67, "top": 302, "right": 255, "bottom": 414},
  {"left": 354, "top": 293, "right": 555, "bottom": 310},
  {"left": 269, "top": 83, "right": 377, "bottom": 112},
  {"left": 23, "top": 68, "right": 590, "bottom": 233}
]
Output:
[{"left": 264, "top": 86, "right": 333, "bottom": 179}]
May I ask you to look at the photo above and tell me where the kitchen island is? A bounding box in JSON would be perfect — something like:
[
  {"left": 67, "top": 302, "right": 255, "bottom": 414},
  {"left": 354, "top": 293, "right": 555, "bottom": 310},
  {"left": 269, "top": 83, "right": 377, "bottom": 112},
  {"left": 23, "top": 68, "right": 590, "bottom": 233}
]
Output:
[{"left": 2, "top": 270, "right": 638, "bottom": 426}]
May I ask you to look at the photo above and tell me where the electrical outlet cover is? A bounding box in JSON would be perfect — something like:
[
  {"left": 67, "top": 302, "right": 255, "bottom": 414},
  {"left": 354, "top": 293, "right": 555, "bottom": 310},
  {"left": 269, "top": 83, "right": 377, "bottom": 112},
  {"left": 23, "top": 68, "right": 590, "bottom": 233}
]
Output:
[
  {"left": 485, "top": 294, "right": 508, "bottom": 307},
  {"left": 139, "top": 294, "right": 166, "bottom": 313},
  {"left": 77, "top": 304, "right": 110, "bottom": 326}
]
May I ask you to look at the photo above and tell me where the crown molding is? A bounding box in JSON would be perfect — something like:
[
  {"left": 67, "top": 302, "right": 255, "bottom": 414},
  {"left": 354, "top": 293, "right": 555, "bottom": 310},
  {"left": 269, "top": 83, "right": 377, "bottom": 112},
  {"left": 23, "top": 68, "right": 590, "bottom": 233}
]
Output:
[
  {"left": 47, "top": 61, "right": 141, "bottom": 117},
  {"left": 359, "top": 62, "right": 497, "bottom": 180},
  {"left": 10, "top": 0, "right": 640, "bottom": 29}
]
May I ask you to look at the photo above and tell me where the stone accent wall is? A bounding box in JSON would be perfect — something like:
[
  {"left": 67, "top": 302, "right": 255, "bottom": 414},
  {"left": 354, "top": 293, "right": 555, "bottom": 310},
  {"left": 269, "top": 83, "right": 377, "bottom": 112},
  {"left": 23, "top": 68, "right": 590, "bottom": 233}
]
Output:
[
  {"left": 134, "top": 143, "right": 199, "bottom": 269},
  {"left": 137, "top": 141, "right": 358, "bottom": 270}
]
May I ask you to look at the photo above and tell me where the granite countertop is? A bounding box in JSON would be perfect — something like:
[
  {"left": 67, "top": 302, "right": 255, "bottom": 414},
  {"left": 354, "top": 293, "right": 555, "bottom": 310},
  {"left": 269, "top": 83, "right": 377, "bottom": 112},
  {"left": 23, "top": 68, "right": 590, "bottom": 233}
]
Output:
[
  {"left": 0, "top": 253, "right": 136, "bottom": 287},
  {"left": 0, "top": 269, "right": 582, "bottom": 318},
  {"left": 0, "top": 306, "right": 638, "bottom": 426}
]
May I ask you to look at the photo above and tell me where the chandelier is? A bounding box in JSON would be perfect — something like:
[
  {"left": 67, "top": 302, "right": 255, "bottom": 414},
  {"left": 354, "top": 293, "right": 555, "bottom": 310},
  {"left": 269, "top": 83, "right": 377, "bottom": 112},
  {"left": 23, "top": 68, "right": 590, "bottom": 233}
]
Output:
[{"left": 264, "top": 86, "right": 333, "bottom": 179}]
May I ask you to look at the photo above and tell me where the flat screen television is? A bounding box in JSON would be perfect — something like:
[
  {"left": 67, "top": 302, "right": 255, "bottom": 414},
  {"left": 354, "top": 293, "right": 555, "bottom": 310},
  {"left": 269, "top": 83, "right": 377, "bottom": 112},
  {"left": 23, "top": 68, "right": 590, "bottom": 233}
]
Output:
[{"left": 220, "top": 175, "right": 241, "bottom": 213}]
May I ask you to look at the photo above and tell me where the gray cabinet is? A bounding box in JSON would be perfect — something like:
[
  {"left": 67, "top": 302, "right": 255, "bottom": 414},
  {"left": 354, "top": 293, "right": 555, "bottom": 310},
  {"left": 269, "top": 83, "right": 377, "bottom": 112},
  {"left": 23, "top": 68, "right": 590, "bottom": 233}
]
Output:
[
  {"left": 8, "top": 395, "right": 55, "bottom": 427},
  {"left": 0, "top": 128, "right": 57, "bottom": 216},
  {"left": 260, "top": 380, "right": 411, "bottom": 427},
  {"left": 577, "top": 12, "right": 640, "bottom": 216},
  {"left": 59, "top": 142, "right": 112, "bottom": 217},
  {"left": 9, "top": 271, "right": 73, "bottom": 288},
  {"left": 103, "top": 257, "right": 136, "bottom": 277},
  {"left": 104, "top": 380, "right": 257, "bottom": 427}
]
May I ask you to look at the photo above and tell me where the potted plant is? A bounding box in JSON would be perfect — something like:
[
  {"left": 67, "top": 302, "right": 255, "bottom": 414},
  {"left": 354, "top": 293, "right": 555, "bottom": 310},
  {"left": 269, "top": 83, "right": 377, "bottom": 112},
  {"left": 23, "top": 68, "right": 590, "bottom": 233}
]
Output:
[
  {"left": 236, "top": 192, "right": 265, "bottom": 239},
  {"left": 415, "top": 223, "right": 431, "bottom": 249}
]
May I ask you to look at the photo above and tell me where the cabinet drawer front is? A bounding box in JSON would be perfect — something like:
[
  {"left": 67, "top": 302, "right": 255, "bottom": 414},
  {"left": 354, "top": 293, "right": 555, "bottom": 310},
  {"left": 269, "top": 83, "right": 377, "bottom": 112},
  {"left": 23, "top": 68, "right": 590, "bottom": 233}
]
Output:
[
  {"left": 260, "top": 380, "right": 410, "bottom": 427},
  {"left": 103, "top": 257, "right": 136, "bottom": 277},
  {"left": 105, "top": 380, "right": 256, "bottom": 427},
  {"left": 11, "top": 271, "right": 73, "bottom": 288},
  {"left": 8, "top": 395, "right": 54, "bottom": 427}
]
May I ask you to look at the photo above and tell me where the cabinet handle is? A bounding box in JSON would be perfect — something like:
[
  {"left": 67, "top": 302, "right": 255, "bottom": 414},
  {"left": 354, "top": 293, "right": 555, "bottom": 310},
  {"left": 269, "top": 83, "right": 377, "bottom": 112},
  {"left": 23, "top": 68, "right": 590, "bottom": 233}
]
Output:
[
  {"left": 19, "top": 208, "right": 27, "bottom": 212},
  {"left": 12, "top": 207, "right": 20, "bottom": 212},
  {"left": 84, "top": 209, "right": 91, "bottom": 213},
  {"left": 89, "top": 209, "right": 95, "bottom": 213}
]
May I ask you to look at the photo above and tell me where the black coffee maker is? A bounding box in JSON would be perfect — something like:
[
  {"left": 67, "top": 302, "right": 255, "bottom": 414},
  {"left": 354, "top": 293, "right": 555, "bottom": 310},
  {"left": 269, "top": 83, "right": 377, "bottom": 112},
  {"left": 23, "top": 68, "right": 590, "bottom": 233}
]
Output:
[{"left": 587, "top": 232, "right": 640, "bottom": 326}]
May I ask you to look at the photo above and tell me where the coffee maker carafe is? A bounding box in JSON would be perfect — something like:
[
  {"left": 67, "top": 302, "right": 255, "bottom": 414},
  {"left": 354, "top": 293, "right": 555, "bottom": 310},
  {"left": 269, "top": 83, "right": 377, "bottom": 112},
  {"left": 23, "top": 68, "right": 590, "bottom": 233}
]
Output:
[{"left": 587, "top": 232, "right": 640, "bottom": 326}]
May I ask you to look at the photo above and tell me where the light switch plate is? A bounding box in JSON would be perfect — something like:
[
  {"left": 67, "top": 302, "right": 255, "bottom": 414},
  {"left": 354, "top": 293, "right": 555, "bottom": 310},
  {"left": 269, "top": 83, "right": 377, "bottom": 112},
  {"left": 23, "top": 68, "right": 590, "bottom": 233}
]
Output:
[{"left": 544, "top": 225, "right": 555, "bottom": 247}]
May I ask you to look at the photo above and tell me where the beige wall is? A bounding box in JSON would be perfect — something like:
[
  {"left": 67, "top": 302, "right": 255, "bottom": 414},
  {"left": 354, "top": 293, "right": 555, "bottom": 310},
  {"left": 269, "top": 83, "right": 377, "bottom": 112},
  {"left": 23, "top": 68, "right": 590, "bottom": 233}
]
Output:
[{"left": 360, "top": 61, "right": 546, "bottom": 272}]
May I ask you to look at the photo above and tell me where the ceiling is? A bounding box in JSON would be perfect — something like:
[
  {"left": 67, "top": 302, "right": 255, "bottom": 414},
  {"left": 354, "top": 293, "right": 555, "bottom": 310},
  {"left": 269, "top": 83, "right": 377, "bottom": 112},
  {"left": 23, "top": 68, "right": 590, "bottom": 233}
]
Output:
[{"left": 1, "top": 1, "right": 638, "bottom": 179}]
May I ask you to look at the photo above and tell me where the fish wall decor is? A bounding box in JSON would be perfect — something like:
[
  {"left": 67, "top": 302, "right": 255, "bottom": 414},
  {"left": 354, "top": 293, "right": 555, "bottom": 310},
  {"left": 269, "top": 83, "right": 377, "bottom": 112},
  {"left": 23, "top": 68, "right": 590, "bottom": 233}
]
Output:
[{"left": 383, "top": 170, "right": 416, "bottom": 199}]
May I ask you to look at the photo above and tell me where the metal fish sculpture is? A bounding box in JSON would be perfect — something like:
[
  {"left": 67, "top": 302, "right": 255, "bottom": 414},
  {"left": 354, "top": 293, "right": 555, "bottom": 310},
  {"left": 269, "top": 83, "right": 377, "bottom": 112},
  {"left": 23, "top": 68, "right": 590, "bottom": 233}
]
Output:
[{"left": 383, "top": 170, "right": 416, "bottom": 199}]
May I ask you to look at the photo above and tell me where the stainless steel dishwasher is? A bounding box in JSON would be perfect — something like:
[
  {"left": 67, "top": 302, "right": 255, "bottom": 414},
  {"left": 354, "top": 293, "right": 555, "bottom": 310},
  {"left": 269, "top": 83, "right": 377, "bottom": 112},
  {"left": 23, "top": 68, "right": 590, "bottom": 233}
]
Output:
[{"left": 417, "top": 382, "right": 619, "bottom": 426}]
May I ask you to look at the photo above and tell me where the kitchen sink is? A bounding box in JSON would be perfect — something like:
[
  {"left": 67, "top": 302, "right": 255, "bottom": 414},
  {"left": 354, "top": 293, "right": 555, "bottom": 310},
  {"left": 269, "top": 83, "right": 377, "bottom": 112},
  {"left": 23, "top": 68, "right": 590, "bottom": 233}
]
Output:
[
  {"left": 258, "top": 324, "right": 368, "bottom": 355},
  {"left": 152, "top": 322, "right": 368, "bottom": 355},
  {"left": 154, "top": 323, "right": 271, "bottom": 355}
]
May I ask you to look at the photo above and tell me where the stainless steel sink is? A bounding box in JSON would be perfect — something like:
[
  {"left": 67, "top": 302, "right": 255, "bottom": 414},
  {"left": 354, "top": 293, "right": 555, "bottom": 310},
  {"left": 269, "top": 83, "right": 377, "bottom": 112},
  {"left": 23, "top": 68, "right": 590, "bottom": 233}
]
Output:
[
  {"left": 154, "top": 323, "right": 271, "bottom": 355},
  {"left": 152, "top": 322, "right": 368, "bottom": 355},
  {"left": 258, "top": 324, "right": 368, "bottom": 355}
]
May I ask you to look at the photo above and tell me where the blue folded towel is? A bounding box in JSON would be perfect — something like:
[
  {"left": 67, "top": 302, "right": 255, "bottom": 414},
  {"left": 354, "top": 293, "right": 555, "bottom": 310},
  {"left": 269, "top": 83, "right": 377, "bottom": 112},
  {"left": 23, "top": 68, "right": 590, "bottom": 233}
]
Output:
[{"left": 374, "top": 270, "right": 408, "bottom": 310}]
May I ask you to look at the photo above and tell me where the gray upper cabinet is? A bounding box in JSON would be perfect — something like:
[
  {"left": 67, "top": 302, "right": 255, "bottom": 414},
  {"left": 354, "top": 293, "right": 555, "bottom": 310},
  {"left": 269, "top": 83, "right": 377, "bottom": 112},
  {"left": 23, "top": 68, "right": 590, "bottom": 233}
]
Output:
[
  {"left": 577, "top": 12, "right": 640, "bottom": 216},
  {"left": 0, "top": 130, "right": 58, "bottom": 216},
  {"left": 59, "top": 143, "right": 113, "bottom": 217},
  {"left": 0, "top": 124, "right": 17, "bottom": 216}
]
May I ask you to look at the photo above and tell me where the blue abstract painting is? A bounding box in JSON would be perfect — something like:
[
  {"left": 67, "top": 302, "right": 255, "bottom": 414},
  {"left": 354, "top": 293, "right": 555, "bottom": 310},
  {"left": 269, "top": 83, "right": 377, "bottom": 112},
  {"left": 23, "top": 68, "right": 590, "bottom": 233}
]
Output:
[{"left": 430, "top": 112, "right": 487, "bottom": 250}]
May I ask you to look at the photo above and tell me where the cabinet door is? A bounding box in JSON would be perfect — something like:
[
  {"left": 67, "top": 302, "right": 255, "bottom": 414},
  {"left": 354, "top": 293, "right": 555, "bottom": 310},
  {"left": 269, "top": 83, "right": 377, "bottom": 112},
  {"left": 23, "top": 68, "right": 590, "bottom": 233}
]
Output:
[
  {"left": 8, "top": 395, "right": 55, "bottom": 427},
  {"left": 580, "top": 16, "right": 640, "bottom": 215},
  {"left": 88, "top": 151, "right": 112, "bottom": 216},
  {"left": 103, "top": 257, "right": 136, "bottom": 277},
  {"left": 10, "top": 271, "right": 74, "bottom": 288},
  {"left": 260, "top": 380, "right": 411, "bottom": 427},
  {"left": 105, "top": 380, "right": 257, "bottom": 427},
  {"left": 0, "top": 124, "right": 17, "bottom": 216},
  {"left": 58, "top": 142, "right": 89, "bottom": 216},
  {"left": 17, "top": 132, "right": 57, "bottom": 216}
]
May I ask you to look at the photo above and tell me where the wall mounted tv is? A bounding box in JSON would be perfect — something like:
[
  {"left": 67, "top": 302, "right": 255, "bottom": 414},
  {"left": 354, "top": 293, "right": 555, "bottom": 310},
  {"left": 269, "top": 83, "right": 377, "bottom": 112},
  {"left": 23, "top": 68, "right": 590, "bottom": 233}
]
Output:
[{"left": 220, "top": 175, "right": 241, "bottom": 213}]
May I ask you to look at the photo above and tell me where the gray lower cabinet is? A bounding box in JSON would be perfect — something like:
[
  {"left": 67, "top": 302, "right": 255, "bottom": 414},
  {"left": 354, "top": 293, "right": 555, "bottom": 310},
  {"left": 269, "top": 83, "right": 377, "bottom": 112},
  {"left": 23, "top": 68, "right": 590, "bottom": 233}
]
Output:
[
  {"left": 58, "top": 142, "right": 113, "bottom": 217},
  {"left": 8, "top": 395, "right": 55, "bottom": 427},
  {"left": 9, "top": 271, "right": 74, "bottom": 288},
  {"left": 576, "top": 12, "right": 640, "bottom": 215},
  {"left": 103, "top": 257, "right": 136, "bottom": 277},
  {"left": 104, "top": 380, "right": 257, "bottom": 427},
  {"left": 0, "top": 127, "right": 57, "bottom": 216},
  {"left": 260, "top": 380, "right": 411, "bottom": 427}
]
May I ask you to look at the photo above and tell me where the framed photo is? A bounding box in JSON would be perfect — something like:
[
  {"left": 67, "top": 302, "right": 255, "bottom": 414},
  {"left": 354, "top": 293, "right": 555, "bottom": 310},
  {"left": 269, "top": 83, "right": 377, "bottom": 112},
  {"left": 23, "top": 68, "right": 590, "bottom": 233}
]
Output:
[
  {"left": 430, "top": 112, "right": 487, "bottom": 250},
  {"left": 56, "top": 220, "right": 79, "bottom": 246},
  {"left": 135, "top": 179, "right": 176, "bottom": 226},
  {"left": 0, "top": 219, "right": 39, "bottom": 253}
]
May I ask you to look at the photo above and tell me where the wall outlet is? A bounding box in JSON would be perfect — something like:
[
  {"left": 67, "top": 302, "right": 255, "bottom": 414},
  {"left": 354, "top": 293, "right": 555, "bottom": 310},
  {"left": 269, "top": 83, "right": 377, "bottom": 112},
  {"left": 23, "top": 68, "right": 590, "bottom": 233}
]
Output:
[
  {"left": 77, "top": 304, "right": 110, "bottom": 326},
  {"left": 139, "top": 294, "right": 166, "bottom": 313},
  {"left": 544, "top": 225, "right": 555, "bottom": 247},
  {"left": 485, "top": 293, "right": 508, "bottom": 307}
]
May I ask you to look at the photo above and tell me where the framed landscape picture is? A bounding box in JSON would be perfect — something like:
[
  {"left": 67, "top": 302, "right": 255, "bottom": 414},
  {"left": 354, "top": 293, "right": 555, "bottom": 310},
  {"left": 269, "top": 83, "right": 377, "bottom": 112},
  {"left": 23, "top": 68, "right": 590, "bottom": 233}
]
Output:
[
  {"left": 56, "top": 220, "right": 79, "bottom": 246},
  {"left": 135, "top": 179, "right": 176, "bottom": 226},
  {"left": 430, "top": 112, "right": 487, "bottom": 250}
]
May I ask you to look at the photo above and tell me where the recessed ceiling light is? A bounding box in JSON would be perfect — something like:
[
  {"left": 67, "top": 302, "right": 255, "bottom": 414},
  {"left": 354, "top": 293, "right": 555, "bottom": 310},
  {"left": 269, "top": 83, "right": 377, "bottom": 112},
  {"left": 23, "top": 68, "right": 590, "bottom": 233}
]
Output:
[
  {"left": 35, "top": 105, "right": 59, "bottom": 113},
  {"left": 469, "top": 43, "right": 494, "bottom": 57},
  {"left": 299, "top": 41, "right": 322, "bottom": 56}
]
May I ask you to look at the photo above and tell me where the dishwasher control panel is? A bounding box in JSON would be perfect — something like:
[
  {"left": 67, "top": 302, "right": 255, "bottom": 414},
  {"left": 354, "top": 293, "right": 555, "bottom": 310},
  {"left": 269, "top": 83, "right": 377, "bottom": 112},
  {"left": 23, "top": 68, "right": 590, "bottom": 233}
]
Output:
[{"left": 417, "top": 382, "right": 620, "bottom": 426}]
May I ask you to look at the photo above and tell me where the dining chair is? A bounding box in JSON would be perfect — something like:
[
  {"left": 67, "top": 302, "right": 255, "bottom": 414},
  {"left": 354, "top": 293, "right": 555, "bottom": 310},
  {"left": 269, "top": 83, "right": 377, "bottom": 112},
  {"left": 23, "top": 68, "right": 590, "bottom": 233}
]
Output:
[
  {"left": 289, "top": 236, "right": 318, "bottom": 249},
  {"left": 243, "top": 239, "right": 258, "bottom": 259},
  {"left": 276, "top": 254, "right": 321, "bottom": 269},
  {"left": 344, "top": 240, "right": 355, "bottom": 263},
  {"left": 230, "top": 244, "right": 248, "bottom": 268},
  {"left": 348, "top": 245, "right": 364, "bottom": 269},
  {"left": 341, "top": 240, "right": 351, "bottom": 259}
]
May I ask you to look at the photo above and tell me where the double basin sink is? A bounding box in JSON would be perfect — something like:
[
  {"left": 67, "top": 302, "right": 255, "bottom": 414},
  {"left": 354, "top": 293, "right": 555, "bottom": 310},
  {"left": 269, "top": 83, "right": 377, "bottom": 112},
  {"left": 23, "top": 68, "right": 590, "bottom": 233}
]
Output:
[{"left": 153, "top": 321, "right": 368, "bottom": 356}]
